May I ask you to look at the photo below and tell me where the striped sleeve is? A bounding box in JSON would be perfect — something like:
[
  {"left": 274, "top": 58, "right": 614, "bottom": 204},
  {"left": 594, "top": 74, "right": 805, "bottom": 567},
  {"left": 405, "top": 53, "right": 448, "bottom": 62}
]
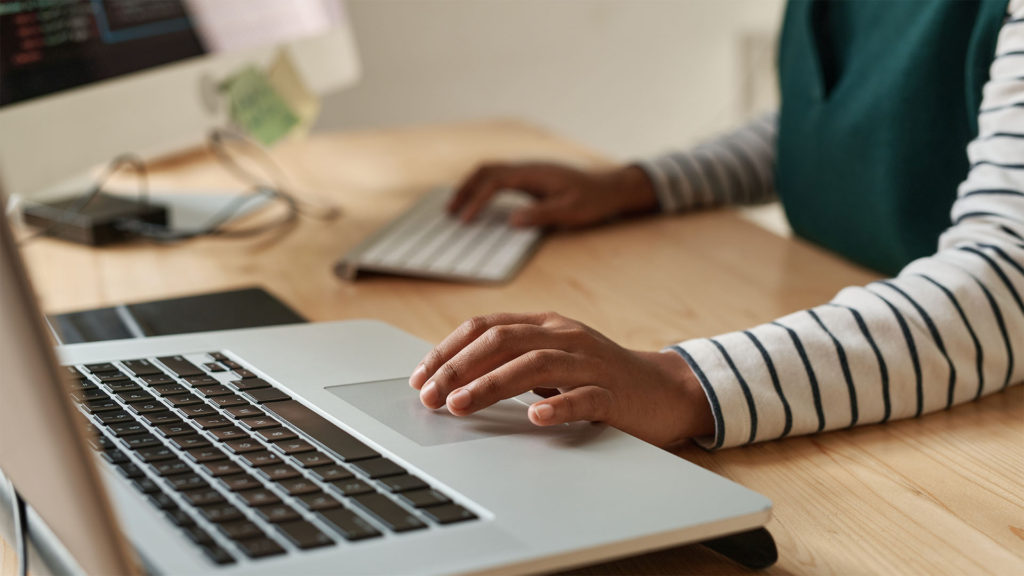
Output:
[
  {"left": 673, "top": 5, "right": 1024, "bottom": 450},
  {"left": 636, "top": 113, "right": 777, "bottom": 213}
]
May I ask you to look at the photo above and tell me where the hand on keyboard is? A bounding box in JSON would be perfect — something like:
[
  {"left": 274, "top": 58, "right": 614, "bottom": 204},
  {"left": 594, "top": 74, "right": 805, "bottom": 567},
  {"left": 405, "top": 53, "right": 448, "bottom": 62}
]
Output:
[
  {"left": 408, "top": 311, "right": 714, "bottom": 449},
  {"left": 448, "top": 162, "right": 659, "bottom": 229}
]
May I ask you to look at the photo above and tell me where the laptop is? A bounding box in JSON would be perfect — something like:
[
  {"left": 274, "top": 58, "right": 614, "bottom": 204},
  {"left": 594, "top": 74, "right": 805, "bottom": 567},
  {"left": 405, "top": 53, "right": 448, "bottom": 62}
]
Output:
[{"left": 0, "top": 191, "right": 774, "bottom": 575}]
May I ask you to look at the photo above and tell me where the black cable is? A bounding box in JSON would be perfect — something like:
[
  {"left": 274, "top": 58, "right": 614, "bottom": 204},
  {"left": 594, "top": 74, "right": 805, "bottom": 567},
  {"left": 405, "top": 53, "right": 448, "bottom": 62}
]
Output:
[{"left": 11, "top": 482, "right": 28, "bottom": 576}]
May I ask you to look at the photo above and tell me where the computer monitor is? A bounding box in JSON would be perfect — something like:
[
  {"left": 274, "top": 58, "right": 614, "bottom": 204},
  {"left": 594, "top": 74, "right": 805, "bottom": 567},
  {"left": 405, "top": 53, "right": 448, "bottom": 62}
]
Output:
[{"left": 0, "top": 0, "right": 360, "bottom": 201}]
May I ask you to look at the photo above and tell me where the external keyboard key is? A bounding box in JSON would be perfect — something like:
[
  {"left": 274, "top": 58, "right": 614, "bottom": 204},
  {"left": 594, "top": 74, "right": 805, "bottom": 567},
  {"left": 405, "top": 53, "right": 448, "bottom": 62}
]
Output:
[
  {"left": 254, "top": 427, "right": 297, "bottom": 443},
  {"left": 276, "top": 520, "right": 334, "bottom": 549},
  {"left": 219, "top": 474, "right": 263, "bottom": 492},
  {"left": 318, "top": 507, "right": 382, "bottom": 541},
  {"left": 398, "top": 489, "right": 451, "bottom": 509},
  {"left": 329, "top": 478, "right": 375, "bottom": 497},
  {"left": 421, "top": 503, "right": 477, "bottom": 525},
  {"left": 379, "top": 474, "right": 428, "bottom": 493},
  {"left": 157, "top": 356, "right": 203, "bottom": 377},
  {"left": 217, "top": 520, "right": 264, "bottom": 542},
  {"left": 296, "top": 492, "right": 342, "bottom": 511},
  {"left": 263, "top": 400, "right": 379, "bottom": 462},
  {"left": 231, "top": 378, "right": 271, "bottom": 391},
  {"left": 237, "top": 489, "right": 281, "bottom": 507},
  {"left": 225, "top": 405, "right": 265, "bottom": 419},
  {"left": 352, "top": 493, "right": 426, "bottom": 532},
  {"left": 245, "top": 388, "right": 292, "bottom": 404},
  {"left": 310, "top": 465, "right": 353, "bottom": 483},
  {"left": 122, "top": 359, "right": 162, "bottom": 376},
  {"left": 278, "top": 478, "right": 320, "bottom": 496},
  {"left": 235, "top": 537, "right": 285, "bottom": 559},
  {"left": 255, "top": 504, "right": 301, "bottom": 523},
  {"left": 351, "top": 457, "right": 405, "bottom": 479},
  {"left": 293, "top": 452, "right": 333, "bottom": 469}
]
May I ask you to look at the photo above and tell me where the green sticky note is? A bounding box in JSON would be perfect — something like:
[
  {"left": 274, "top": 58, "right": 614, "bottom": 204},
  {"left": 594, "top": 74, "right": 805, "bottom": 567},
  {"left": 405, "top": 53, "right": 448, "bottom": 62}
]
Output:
[{"left": 222, "top": 66, "right": 299, "bottom": 146}]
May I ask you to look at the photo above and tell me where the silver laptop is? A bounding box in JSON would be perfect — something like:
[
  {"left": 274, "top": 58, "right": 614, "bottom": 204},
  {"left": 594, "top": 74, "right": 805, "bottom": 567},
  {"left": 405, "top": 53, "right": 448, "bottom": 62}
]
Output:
[{"left": 0, "top": 193, "right": 773, "bottom": 575}]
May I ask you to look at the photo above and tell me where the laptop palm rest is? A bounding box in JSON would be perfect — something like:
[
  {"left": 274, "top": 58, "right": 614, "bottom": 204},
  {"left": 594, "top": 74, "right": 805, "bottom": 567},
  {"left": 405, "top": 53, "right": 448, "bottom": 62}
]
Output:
[{"left": 327, "top": 378, "right": 578, "bottom": 447}]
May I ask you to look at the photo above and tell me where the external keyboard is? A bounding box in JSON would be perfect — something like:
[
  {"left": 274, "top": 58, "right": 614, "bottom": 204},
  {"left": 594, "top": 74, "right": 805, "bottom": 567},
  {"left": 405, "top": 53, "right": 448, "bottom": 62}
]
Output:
[
  {"left": 66, "top": 352, "right": 478, "bottom": 566},
  {"left": 335, "top": 188, "right": 543, "bottom": 283}
]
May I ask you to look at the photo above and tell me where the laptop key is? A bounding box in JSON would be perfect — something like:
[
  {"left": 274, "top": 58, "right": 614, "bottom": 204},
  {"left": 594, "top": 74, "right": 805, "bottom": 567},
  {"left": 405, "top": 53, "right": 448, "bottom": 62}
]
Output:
[
  {"left": 122, "top": 359, "right": 162, "bottom": 377},
  {"left": 96, "top": 411, "right": 133, "bottom": 426},
  {"left": 184, "top": 525, "right": 215, "bottom": 545},
  {"left": 219, "top": 474, "right": 263, "bottom": 492},
  {"left": 209, "top": 426, "right": 248, "bottom": 441},
  {"left": 157, "top": 356, "right": 203, "bottom": 377},
  {"left": 351, "top": 457, "right": 405, "bottom": 479},
  {"left": 352, "top": 493, "right": 426, "bottom": 532},
  {"left": 237, "top": 488, "right": 281, "bottom": 507},
  {"left": 201, "top": 544, "right": 236, "bottom": 566},
  {"left": 421, "top": 503, "right": 478, "bottom": 525},
  {"left": 210, "top": 394, "right": 248, "bottom": 408},
  {"left": 238, "top": 451, "right": 282, "bottom": 468},
  {"left": 273, "top": 439, "right": 315, "bottom": 454},
  {"left": 165, "top": 393, "right": 203, "bottom": 407},
  {"left": 310, "top": 465, "right": 353, "bottom": 483},
  {"left": 156, "top": 422, "right": 195, "bottom": 437},
  {"left": 255, "top": 504, "right": 301, "bottom": 523},
  {"left": 378, "top": 474, "right": 428, "bottom": 493},
  {"left": 217, "top": 520, "right": 265, "bottom": 542},
  {"left": 186, "top": 447, "right": 228, "bottom": 464},
  {"left": 205, "top": 362, "right": 226, "bottom": 373},
  {"left": 152, "top": 460, "right": 192, "bottom": 477},
  {"left": 168, "top": 434, "right": 210, "bottom": 451},
  {"left": 108, "top": 421, "right": 147, "bottom": 437},
  {"left": 180, "top": 404, "right": 218, "bottom": 418},
  {"left": 181, "top": 488, "right": 227, "bottom": 507},
  {"left": 235, "top": 537, "right": 285, "bottom": 559},
  {"left": 132, "top": 477, "right": 161, "bottom": 494},
  {"left": 84, "top": 399, "right": 121, "bottom": 414},
  {"left": 151, "top": 383, "right": 186, "bottom": 396},
  {"left": 117, "top": 390, "right": 153, "bottom": 403},
  {"left": 128, "top": 401, "right": 167, "bottom": 415},
  {"left": 275, "top": 520, "right": 334, "bottom": 549},
  {"left": 278, "top": 478, "right": 320, "bottom": 496},
  {"left": 259, "top": 464, "right": 302, "bottom": 482},
  {"left": 166, "top": 509, "right": 196, "bottom": 527},
  {"left": 297, "top": 492, "right": 342, "bottom": 511},
  {"left": 329, "top": 478, "right": 375, "bottom": 497},
  {"left": 225, "top": 405, "right": 266, "bottom": 419},
  {"left": 293, "top": 452, "right": 333, "bottom": 469},
  {"left": 138, "top": 447, "right": 183, "bottom": 465},
  {"left": 254, "top": 427, "right": 297, "bottom": 443},
  {"left": 398, "top": 489, "right": 451, "bottom": 509},
  {"left": 231, "top": 378, "right": 271, "bottom": 391},
  {"left": 71, "top": 388, "right": 107, "bottom": 403},
  {"left": 94, "top": 372, "right": 129, "bottom": 384},
  {"left": 143, "top": 412, "right": 183, "bottom": 426},
  {"left": 245, "top": 388, "right": 292, "bottom": 404},
  {"left": 102, "top": 450, "right": 130, "bottom": 465},
  {"left": 224, "top": 438, "right": 264, "bottom": 454},
  {"left": 233, "top": 369, "right": 257, "bottom": 379},
  {"left": 117, "top": 462, "right": 145, "bottom": 479},
  {"left": 84, "top": 362, "right": 118, "bottom": 373},
  {"left": 167, "top": 474, "right": 209, "bottom": 492},
  {"left": 199, "top": 503, "right": 244, "bottom": 524},
  {"left": 196, "top": 385, "right": 232, "bottom": 397},
  {"left": 192, "top": 415, "right": 232, "bottom": 430},
  {"left": 318, "top": 507, "right": 382, "bottom": 541},
  {"left": 89, "top": 434, "right": 116, "bottom": 451},
  {"left": 142, "top": 374, "right": 176, "bottom": 386},
  {"left": 263, "top": 400, "right": 379, "bottom": 462},
  {"left": 148, "top": 492, "right": 178, "bottom": 511},
  {"left": 186, "top": 375, "right": 220, "bottom": 387},
  {"left": 121, "top": 433, "right": 160, "bottom": 450},
  {"left": 240, "top": 416, "right": 280, "bottom": 430},
  {"left": 201, "top": 461, "right": 244, "bottom": 477}
]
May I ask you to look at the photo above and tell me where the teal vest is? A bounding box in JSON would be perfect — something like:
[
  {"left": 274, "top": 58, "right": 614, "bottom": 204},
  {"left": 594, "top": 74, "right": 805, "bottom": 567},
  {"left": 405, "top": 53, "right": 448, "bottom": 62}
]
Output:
[{"left": 777, "top": 0, "right": 1007, "bottom": 275}]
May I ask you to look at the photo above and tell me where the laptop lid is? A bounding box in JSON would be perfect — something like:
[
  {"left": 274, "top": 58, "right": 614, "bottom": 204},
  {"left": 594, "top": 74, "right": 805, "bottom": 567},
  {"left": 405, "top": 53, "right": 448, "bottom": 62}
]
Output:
[{"left": 0, "top": 192, "right": 138, "bottom": 575}]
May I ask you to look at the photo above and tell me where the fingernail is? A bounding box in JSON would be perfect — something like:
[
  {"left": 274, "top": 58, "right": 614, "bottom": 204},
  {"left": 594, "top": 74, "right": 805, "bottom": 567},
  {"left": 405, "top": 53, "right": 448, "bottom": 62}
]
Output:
[
  {"left": 448, "top": 389, "right": 471, "bottom": 411},
  {"left": 420, "top": 381, "right": 439, "bottom": 407},
  {"left": 532, "top": 404, "right": 554, "bottom": 422},
  {"left": 409, "top": 364, "right": 426, "bottom": 389}
]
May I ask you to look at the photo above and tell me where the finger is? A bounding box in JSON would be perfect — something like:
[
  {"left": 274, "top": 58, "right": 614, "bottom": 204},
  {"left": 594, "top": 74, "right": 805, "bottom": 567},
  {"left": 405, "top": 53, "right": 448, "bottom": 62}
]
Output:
[
  {"left": 528, "top": 386, "right": 613, "bottom": 426},
  {"left": 446, "top": 349, "right": 589, "bottom": 416},
  {"left": 457, "top": 164, "right": 559, "bottom": 222},
  {"left": 449, "top": 164, "right": 501, "bottom": 214},
  {"left": 410, "top": 312, "right": 548, "bottom": 394},
  {"left": 425, "top": 324, "right": 563, "bottom": 409}
]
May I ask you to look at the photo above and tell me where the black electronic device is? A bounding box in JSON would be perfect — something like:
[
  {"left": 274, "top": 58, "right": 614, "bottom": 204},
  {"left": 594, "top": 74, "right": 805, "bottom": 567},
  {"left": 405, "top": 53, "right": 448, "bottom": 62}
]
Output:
[{"left": 22, "top": 192, "right": 167, "bottom": 246}]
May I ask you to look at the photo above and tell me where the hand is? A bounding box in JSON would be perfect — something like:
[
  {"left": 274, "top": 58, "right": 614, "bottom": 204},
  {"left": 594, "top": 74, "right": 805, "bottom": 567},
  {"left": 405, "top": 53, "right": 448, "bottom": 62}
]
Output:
[
  {"left": 408, "top": 312, "right": 715, "bottom": 449},
  {"left": 448, "top": 162, "right": 658, "bottom": 229}
]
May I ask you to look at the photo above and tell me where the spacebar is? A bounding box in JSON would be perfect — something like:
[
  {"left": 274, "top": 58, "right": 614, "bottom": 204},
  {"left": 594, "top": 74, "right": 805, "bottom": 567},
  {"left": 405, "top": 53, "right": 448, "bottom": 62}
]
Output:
[{"left": 263, "top": 400, "right": 380, "bottom": 462}]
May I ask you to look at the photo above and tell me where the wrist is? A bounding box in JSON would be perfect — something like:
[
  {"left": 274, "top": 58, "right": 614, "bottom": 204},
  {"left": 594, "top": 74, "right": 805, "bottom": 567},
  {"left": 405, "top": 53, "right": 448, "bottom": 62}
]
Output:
[
  {"left": 604, "top": 165, "right": 659, "bottom": 217},
  {"left": 640, "top": 349, "right": 716, "bottom": 443}
]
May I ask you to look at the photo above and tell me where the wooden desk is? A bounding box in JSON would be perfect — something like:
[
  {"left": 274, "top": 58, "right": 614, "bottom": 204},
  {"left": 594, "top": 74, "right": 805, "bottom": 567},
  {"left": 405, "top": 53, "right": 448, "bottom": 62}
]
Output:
[{"left": 4, "top": 121, "right": 1022, "bottom": 575}]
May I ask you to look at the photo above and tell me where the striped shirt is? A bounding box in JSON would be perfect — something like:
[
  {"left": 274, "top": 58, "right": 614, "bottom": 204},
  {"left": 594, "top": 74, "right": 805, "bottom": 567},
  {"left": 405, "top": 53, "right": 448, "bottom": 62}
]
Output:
[{"left": 638, "top": 3, "right": 1024, "bottom": 449}]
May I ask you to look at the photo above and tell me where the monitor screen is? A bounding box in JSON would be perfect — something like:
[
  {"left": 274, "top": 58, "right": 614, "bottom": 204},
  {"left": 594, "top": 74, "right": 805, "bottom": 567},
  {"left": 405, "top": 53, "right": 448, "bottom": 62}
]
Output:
[{"left": 0, "top": 0, "right": 344, "bottom": 107}]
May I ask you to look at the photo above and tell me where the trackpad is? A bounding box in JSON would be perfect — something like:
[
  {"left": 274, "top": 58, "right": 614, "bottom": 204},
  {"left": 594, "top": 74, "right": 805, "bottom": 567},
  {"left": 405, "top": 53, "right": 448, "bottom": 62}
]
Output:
[{"left": 326, "top": 378, "right": 539, "bottom": 447}]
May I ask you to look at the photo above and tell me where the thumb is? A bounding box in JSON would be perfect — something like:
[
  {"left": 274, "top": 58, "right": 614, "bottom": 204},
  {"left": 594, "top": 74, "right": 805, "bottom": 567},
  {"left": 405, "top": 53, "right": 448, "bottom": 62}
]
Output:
[{"left": 528, "top": 386, "right": 612, "bottom": 426}]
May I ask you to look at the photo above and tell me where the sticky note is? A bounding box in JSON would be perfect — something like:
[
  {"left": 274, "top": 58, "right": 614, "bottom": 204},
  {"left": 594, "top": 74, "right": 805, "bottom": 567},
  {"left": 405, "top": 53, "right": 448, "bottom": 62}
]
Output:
[{"left": 221, "top": 65, "right": 299, "bottom": 146}]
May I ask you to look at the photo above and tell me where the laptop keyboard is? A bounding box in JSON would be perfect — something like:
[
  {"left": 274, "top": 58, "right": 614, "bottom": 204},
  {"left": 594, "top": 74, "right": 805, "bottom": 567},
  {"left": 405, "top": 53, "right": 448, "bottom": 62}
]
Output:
[{"left": 65, "top": 352, "right": 478, "bottom": 566}]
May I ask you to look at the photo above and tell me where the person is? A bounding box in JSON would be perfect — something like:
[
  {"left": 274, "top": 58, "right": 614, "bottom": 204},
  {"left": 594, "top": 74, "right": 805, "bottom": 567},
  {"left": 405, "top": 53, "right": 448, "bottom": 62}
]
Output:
[{"left": 410, "top": 0, "right": 1024, "bottom": 450}]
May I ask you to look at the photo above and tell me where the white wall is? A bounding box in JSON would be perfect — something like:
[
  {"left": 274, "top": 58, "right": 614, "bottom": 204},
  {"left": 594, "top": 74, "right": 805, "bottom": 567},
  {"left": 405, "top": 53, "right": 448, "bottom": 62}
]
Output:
[{"left": 318, "top": 0, "right": 785, "bottom": 160}]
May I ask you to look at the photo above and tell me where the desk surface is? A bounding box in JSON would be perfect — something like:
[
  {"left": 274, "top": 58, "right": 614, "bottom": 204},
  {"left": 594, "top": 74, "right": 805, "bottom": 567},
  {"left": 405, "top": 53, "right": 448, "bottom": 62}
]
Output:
[{"left": 5, "top": 120, "right": 1023, "bottom": 575}]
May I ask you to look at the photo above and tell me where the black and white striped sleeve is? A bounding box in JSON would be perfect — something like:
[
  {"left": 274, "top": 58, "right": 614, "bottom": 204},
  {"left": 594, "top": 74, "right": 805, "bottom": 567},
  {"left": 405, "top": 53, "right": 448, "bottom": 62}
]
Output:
[
  {"left": 671, "top": 6, "right": 1024, "bottom": 449},
  {"left": 636, "top": 113, "right": 778, "bottom": 213}
]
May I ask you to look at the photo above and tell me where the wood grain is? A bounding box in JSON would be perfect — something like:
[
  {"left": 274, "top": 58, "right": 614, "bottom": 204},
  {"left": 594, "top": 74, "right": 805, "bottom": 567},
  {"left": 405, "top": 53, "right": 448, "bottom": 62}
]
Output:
[{"left": 4, "top": 119, "right": 1021, "bottom": 575}]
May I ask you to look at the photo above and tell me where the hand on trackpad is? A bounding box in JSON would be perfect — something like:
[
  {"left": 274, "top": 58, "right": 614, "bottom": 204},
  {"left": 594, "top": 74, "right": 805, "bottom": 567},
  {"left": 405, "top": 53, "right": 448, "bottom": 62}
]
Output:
[{"left": 326, "top": 378, "right": 542, "bottom": 447}]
